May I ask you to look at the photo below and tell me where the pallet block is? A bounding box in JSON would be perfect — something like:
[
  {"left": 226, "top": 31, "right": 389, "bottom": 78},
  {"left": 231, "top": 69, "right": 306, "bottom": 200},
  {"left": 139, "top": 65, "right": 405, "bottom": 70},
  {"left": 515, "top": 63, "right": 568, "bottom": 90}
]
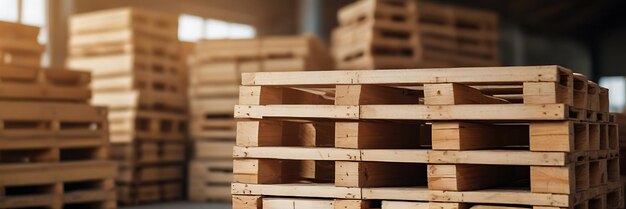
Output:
[
  {"left": 0, "top": 161, "right": 117, "bottom": 209},
  {"left": 0, "top": 65, "right": 91, "bottom": 102}
]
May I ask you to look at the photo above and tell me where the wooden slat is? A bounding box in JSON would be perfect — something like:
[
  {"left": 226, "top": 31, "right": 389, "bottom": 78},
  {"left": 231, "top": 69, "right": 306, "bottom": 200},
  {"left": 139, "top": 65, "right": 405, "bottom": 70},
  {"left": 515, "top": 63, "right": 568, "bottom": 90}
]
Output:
[
  {"left": 242, "top": 66, "right": 570, "bottom": 86},
  {"left": 235, "top": 104, "right": 568, "bottom": 120},
  {"left": 233, "top": 146, "right": 568, "bottom": 166}
]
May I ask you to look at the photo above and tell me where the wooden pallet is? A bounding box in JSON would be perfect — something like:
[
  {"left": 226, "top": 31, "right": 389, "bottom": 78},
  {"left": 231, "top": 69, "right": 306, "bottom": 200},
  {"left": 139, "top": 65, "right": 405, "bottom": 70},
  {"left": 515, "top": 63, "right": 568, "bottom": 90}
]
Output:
[
  {"left": 68, "top": 53, "right": 184, "bottom": 79},
  {"left": 117, "top": 163, "right": 184, "bottom": 184},
  {"left": 69, "top": 29, "right": 180, "bottom": 58},
  {"left": 234, "top": 66, "right": 607, "bottom": 121},
  {"left": 333, "top": 0, "right": 421, "bottom": 70},
  {"left": 0, "top": 21, "right": 45, "bottom": 68},
  {"left": 69, "top": 7, "right": 178, "bottom": 41},
  {"left": 117, "top": 181, "right": 182, "bottom": 205},
  {"left": 233, "top": 66, "right": 622, "bottom": 208},
  {"left": 332, "top": 0, "right": 499, "bottom": 70},
  {"left": 0, "top": 161, "right": 117, "bottom": 209},
  {"left": 415, "top": 2, "right": 499, "bottom": 67},
  {"left": 0, "top": 101, "right": 109, "bottom": 163},
  {"left": 0, "top": 65, "right": 91, "bottom": 102},
  {"left": 108, "top": 109, "right": 187, "bottom": 143},
  {"left": 191, "top": 36, "right": 333, "bottom": 72},
  {"left": 232, "top": 194, "right": 624, "bottom": 209},
  {"left": 188, "top": 160, "right": 232, "bottom": 202},
  {"left": 111, "top": 140, "right": 186, "bottom": 165},
  {"left": 260, "top": 36, "right": 334, "bottom": 72}
]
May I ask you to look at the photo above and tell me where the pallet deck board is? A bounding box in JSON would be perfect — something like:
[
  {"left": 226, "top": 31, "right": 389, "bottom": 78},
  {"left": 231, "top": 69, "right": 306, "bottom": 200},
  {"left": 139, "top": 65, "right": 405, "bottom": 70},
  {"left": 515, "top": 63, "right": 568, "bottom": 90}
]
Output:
[
  {"left": 242, "top": 65, "right": 569, "bottom": 86},
  {"left": 233, "top": 146, "right": 568, "bottom": 166},
  {"left": 235, "top": 104, "right": 569, "bottom": 120}
]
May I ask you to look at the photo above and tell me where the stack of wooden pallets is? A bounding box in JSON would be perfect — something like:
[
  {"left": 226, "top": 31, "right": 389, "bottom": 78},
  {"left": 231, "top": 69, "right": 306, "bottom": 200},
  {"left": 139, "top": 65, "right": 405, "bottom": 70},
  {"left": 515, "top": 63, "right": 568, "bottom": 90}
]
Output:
[
  {"left": 67, "top": 7, "right": 187, "bottom": 205},
  {"left": 232, "top": 66, "right": 624, "bottom": 209},
  {"left": 332, "top": 0, "right": 499, "bottom": 70},
  {"left": 0, "top": 21, "right": 45, "bottom": 68},
  {"left": 188, "top": 36, "right": 333, "bottom": 202},
  {"left": 0, "top": 64, "right": 116, "bottom": 208}
]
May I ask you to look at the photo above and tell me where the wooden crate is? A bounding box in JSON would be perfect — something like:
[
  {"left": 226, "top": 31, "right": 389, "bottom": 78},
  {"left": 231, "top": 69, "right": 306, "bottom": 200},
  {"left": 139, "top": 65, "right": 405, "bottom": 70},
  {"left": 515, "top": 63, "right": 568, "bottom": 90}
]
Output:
[
  {"left": 188, "top": 160, "right": 232, "bottom": 202},
  {"left": 232, "top": 66, "right": 622, "bottom": 208},
  {"left": 0, "top": 21, "right": 45, "bottom": 68},
  {"left": 0, "top": 65, "right": 91, "bottom": 102},
  {"left": 0, "top": 161, "right": 117, "bottom": 209},
  {"left": 332, "top": 0, "right": 499, "bottom": 70}
]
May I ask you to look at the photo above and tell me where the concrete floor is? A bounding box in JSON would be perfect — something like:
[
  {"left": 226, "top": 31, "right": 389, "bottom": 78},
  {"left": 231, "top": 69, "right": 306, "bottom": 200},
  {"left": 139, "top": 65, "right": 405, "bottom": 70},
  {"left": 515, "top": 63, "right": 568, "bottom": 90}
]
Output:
[{"left": 120, "top": 202, "right": 231, "bottom": 209}]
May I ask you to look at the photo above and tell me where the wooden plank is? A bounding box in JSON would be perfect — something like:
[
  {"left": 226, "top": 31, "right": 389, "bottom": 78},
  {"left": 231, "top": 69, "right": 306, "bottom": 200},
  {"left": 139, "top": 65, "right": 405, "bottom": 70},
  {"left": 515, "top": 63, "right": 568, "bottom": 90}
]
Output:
[
  {"left": 233, "top": 146, "right": 568, "bottom": 166},
  {"left": 242, "top": 66, "right": 570, "bottom": 86},
  {"left": 235, "top": 104, "right": 569, "bottom": 120},
  {"left": 231, "top": 183, "right": 362, "bottom": 199},
  {"left": 233, "top": 146, "right": 361, "bottom": 161},
  {"left": 427, "top": 189, "right": 571, "bottom": 207},
  {"left": 234, "top": 105, "right": 359, "bottom": 119},
  {"left": 263, "top": 198, "right": 334, "bottom": 209},
  {"left": 360, "top": 104, "right": 568, "bottom": 120}
]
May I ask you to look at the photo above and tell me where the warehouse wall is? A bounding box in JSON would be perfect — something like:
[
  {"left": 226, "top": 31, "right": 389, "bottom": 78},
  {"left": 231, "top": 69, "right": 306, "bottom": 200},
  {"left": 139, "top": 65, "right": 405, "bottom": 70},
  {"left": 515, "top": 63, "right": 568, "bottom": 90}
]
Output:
[
  {"left": 597, "top": 25, "right": 626, "bottom": 77},
  {"left": 500, "top": 21, "right": 593, "bottom": 77}
]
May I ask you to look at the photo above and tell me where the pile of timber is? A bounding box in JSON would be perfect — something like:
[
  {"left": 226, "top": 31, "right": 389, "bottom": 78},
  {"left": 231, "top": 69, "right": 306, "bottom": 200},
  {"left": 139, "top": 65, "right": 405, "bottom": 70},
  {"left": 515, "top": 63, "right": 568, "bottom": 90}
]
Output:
[
  {"left": 0, "top": 59, "right": 116, "bottom": 208},
  {"left": 332, "top": 0, "right": 499, "bottom": 70},
  {"left": 232, "top": 66, "right": 624, "bottom": 209},
  {"left": 188, "top": 36, "right": 333, "bottom": 202},
  {"left": 67, "top": 7, "right": 187, "bottom": 205}
]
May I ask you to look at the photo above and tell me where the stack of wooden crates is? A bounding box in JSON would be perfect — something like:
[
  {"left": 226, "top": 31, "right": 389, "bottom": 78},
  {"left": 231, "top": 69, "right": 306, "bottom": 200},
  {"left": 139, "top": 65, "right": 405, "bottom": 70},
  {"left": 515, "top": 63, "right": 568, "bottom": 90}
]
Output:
[
  {"left": 0, "top": 21, "right": 45, "bottom": 68},
  {"left": 67, "top": 8, "right": 187, "bottom": 205},
  {"left": 232, "top": 66, "right": 624, "bottom": 209},
  {"left": 188, "top": 36, "right": 333, "bottom": 202},
  {"left": 332, "top": 0, "right": 499, "bottom": 70},
  {"left": 0, "top": 21, "right": 117, "bottom": 209}
]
